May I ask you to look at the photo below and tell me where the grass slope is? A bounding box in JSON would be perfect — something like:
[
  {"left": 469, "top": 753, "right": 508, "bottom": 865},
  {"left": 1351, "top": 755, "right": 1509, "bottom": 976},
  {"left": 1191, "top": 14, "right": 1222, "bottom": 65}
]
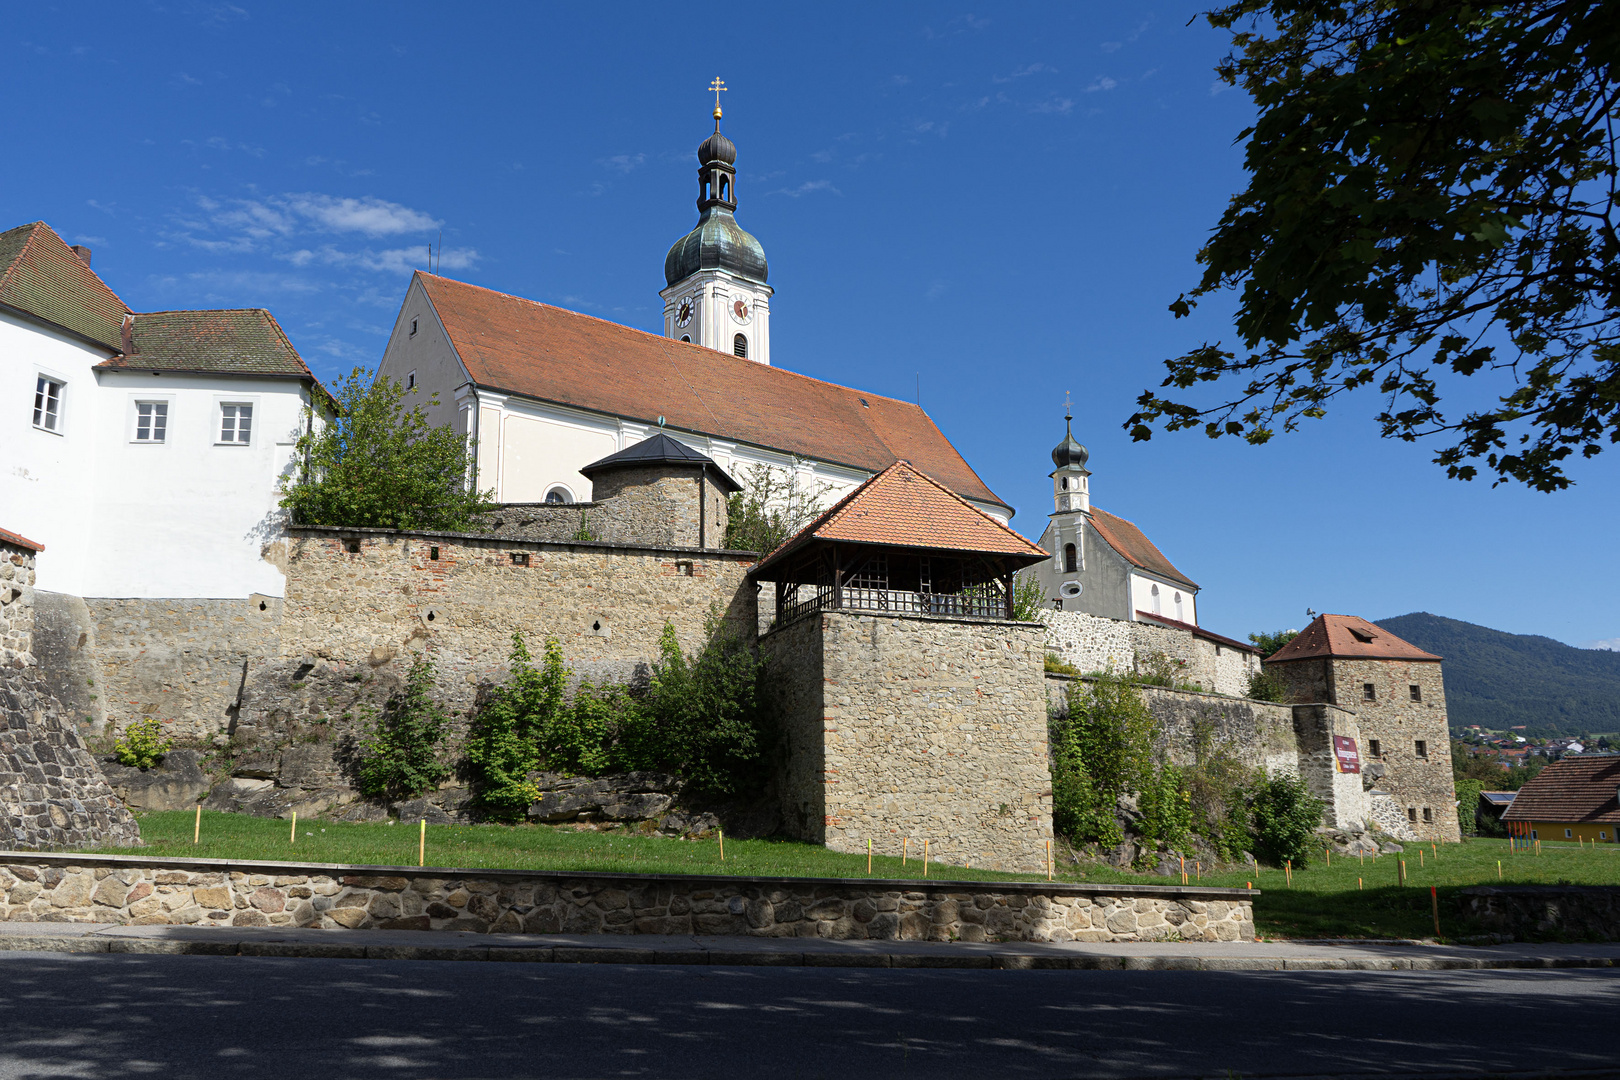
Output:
[
  {"left": 1377, "top": 612, "right": 1620, "bottom": 736},
  {"left": 82, "top": 813, "right": 1620, "bottom": 941}
]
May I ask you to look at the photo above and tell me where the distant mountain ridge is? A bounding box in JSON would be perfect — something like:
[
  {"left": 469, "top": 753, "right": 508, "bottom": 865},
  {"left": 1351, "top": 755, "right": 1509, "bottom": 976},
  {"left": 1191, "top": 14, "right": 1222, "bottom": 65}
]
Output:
[{"left": 1374, "top": 613, "right": 1620, "bottom": 736}]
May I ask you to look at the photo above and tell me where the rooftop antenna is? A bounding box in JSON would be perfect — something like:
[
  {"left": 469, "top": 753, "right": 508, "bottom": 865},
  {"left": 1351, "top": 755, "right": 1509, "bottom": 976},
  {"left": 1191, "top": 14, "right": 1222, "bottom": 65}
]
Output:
[{"left": 437, "top": 230, "right": 442, "bottom": 273}]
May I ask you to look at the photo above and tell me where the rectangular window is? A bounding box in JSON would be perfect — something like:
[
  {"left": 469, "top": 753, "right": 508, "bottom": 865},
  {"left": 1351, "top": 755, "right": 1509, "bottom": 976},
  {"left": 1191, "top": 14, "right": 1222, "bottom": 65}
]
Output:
[
  {"left": 1407, "top": 807, "right": 1417, "bottom": 823},
  {"left": 134, "top": 401, "right": 168, "bottom": 443},
  {"left": 406, "top": 371, "right": 416, "bottom": 390},
  {"left": 1409, "top": 684, "right": 1422, "bottom": 702},
  {"left": 409, "top": 318, "right": 418, "bottom": 336},
  {"left": 509, "top": 552, "right": 530, "bottom": 567},
  {"left": 1368, "top": 739, "right": 1381, "bottom": 758},
  {"left": 1362, "top": 682, "right": 1376, "bottom": 701},
  {"left": 429, "top": 546, "right": 439, "bottom": 561},
  {"left": 1415, "top": 739, "right": 1428, "bottom": 759},
  {"left": 1565, "top": 829, "right": 1573, "bottom": 838},
  {"left": 1422, "top": 807, "right": 1433, "bottom": 823},
  {"left": 219, "top": 403, "right": 253, "bottom": 444},
  {"left": 33, "top": 376, "right": 63, "bottom": 432}
]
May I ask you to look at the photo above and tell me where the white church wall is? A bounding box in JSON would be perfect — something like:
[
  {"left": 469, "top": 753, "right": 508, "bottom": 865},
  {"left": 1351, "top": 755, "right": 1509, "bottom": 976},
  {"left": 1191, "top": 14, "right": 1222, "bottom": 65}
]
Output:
[
  {"left": 495, "top": 400, "right": 619, "bottom": 503},
  {"left": 1130, "top": 572, "right": 1196, "bottom": 625},
  {"left": 0, "top": 311, "right": 105, "bottom": 594},
  {"left": 1043, "top": 608, "right": 1260, "bottom": 697}
]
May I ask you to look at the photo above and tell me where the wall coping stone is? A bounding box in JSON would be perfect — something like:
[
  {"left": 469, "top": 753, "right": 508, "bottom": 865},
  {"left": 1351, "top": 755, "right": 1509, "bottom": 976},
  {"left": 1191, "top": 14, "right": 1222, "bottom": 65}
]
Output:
[
  {"left": 288, "top": 524, "right": 761, "bottom": 560},
  {"left": 760, "top": 608, "right": 1041, "bottom": 640},
  {"left": 5, "top": 850, "right": 1257, "bottom": 900},
  {"left": 1044, "top": 672, "right": 1363, "bottom": 716}
]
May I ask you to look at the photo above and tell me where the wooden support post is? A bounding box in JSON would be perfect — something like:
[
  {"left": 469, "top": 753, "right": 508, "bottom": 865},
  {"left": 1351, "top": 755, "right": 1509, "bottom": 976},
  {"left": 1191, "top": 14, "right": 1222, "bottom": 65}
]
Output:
[{"left": 194, "top": 805, "right": 201, "bottom": 845}]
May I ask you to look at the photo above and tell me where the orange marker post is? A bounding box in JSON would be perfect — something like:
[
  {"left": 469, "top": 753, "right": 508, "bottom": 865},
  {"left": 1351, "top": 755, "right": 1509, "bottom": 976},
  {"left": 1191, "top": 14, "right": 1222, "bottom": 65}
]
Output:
[
  {"left": 1430, "top": 885, "right": 1441, "bottom": 937},
  {"left": 903, "top": 838, "right": 908, "bottom": 866},
  {"left": 1046, "top": 839, "right": 1053, "bottom": 882},
  {"left": 1358, "top": 877, "right": 1363, "bottom": 890},
  {"left": 718, "top": 828, "right": 725, "bottom": 862}
]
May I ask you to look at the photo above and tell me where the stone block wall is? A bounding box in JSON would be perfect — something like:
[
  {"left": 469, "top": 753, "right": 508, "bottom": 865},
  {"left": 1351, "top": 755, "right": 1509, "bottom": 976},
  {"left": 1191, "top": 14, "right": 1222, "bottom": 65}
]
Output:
[
  {"left": 1040, "top": 610, "right": 1261, "bottom": 697},
  {"left": 1459, "top": 886, "right": 1620, "bottom": 941},
  {"left": 766, "top": 611, "right": 1052, "bottom": 873},
  {"left": 0, "top": 853, "right": 1256, "bottom": 943},
  {"left": 1290, "top": 704, "right": 1370, "bottom": 829},
  {"left": 473, "top": 471, "right": 732, "bottom": 552},
  {"left": 0, "top": 537, "right": 140, "bottom": 850}
]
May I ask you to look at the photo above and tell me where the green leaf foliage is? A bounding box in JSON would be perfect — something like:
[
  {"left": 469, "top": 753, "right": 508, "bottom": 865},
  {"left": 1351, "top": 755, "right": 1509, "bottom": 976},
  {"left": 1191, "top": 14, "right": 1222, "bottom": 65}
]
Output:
[
  {"left": 1251, "top": 774, "right": 1326, "bottom": 868},
  {"left": 1051, "top": 670, "right": 1160, "bottom": 849},
  {"left": 1454, "top": 777, "right": 1484, "bottom": 835},
  {"left": 723, "top": 461, "right": 834, "bottom": 554},
  {"left": 114, "top": 717, "right": 172, "bottom": 771},
  {"left": 1248, "top": 628, "right": 1299, "bottom": 657},
  {"left": 1130, "top": 3, "right": 1620, "bottom": 491},
  {"left": 461, "top": 632, "right": 563, "bottom": 821},
  {"left": 1011, "top": 572, "right": 1049, "bottom": 622},
  {"left": 356, "top": 654, "right": 452, "bottom": 800},
  {"left": 280, "top": 365, "right": 495, "bottom": 530}
]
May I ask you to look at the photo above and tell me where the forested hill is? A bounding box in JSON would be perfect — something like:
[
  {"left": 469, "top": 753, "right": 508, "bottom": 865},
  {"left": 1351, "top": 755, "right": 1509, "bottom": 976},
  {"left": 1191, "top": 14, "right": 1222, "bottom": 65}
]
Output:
[{"left": 1374, "top": 613, "right": 1620, "bottom": 736}]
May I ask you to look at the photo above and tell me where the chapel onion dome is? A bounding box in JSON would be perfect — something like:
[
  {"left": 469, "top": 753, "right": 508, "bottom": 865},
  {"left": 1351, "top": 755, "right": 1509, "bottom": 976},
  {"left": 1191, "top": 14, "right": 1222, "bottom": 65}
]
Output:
[
  {"left": 1052, "top": 417, "right": 1089, "bottom": 469},
  {"left": 664, "top": 114, "right": 769, "bottom": 287}
]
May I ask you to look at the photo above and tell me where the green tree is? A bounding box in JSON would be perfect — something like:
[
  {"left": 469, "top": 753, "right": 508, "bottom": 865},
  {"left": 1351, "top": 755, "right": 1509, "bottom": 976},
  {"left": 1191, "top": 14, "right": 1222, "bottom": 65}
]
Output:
[
  {"left": 641, "top": 621, "right": 770, "bottom": 798},
  {"left": 1130, "top": 2, "right": 1620, "bottom": 491},
  {"left": 461, "top": 632, "right": 565, "bottom": 821},
  {"left": 1051, "top": 670, "right": 1160, "bottom": 847},
  {"left": 724, "top": 460, "right": 834, "bottom": 554},
  {"left": 356, "top": 654, "right": 452, "bottom": 800},
  {"left": 1248, "top": 629, "right": 1299, "bottom": 657},
  {"left": 1251, "top": 773, "right": 1326, "bottom": 867},
  {"left": 1011, "top": 572, "right": 1049, "bottom": 622},
  {"left": 281, "top": 366, "right": 494, "bottom": 530},
  {"left": 1455, "top": 777, "right": 1485, "bottom": 834}
]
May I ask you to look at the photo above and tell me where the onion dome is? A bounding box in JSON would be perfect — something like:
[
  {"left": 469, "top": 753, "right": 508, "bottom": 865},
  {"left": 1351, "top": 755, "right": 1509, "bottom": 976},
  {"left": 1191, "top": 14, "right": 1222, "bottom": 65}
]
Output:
[
  {"left": 664, "top": 114, "right": 768, "bottom": 287},
  {"left": 1052, "top": 414, "right": 1089, "bottom": 469},
  {"left": 698, "top": 128, "right": 736, "bottom": 166}
]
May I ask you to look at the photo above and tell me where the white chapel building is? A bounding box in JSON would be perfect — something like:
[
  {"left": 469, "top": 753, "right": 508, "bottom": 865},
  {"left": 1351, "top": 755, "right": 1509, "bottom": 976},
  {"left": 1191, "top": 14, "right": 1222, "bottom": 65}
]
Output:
[{"left": 375, "top": 106, "right": 1012, "bottom": 523}]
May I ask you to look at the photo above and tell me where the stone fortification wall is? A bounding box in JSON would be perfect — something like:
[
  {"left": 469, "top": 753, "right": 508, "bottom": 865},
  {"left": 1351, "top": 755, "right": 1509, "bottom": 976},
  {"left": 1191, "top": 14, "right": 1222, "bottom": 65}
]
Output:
[
  {"left": 766, "top": 611, "right": 1052, "bottom": 873},
  {"left": 0, "top": 538, "right": 140, "bottom": 850},
  {"left": 1046, "top": 676, "right": 1299, "bottom": 779},
  {"left": 0, "top": 852, "right": 1256, "bottom": 943},
  {"left": 1460, "top": 886, "right": 1620, "bottom": 942},
  {"left": 1040, "top": 610, "right": 1260, "bottom": 697},
  {"left": 32, "top": 593, "right": 282, "bottom": 741},
  {"left": 1331, "top": 658, "right": 1458, "bottom": 842},
  {"left": 472, "top": 473, "right": 732, "bottom": 551},
  {"left": 1290, "top": 704, "right": 1370, "bottom": 829}
]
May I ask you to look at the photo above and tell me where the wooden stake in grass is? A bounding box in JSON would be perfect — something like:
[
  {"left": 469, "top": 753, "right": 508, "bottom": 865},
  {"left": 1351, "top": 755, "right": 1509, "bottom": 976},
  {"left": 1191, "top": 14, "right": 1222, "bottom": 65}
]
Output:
[
  {"left": 1430, "top": 885, "right": 1441, "bottom": 937},
  {"left": 1180, "top": 854, "right": 1186, "bottom": 885},
  {"left": 1325, "top": 846, "right": 1330, "bottom": 866},
  {"left": 923, "top": 839, "right": 929, "bottom": 878},
  {"left": 1047, "top": 839, "right": 1053, "bottom": 882},
  {"left": 903, "top": 838, "right": 908, "bottom": 866},
  {"left": 194, "top": 805, "right": 201, "bottom": 845},
  {"left": 1358, "top": 877, "right": 1363, "bottom": 890},
  {"left": 718, "top": 828, "right": 725, "bottom": 862},
  {"left": 1498, "top": 859, "right": 1502, "bottom": 880},
  {"left": 1399, "top": 859, "right": 1407, "bottom": 885},
  {"left": 1195, "top": 861, "right": 1201, "bottom": 882},
  {"left": 290, "top": 810, "right": 297, "bottom": 844},
  {"left": 1285, "top": 860, "right": 1292, "bottom": 887},
  {"left": 868, "top": 839, "right": 872, "bottom": 875},
  {"left": 1419, "top": 849, "right": 1424, "bottom": 868},
  {"left": 419, "top": 818, "right": 426, "bottom": 867}
]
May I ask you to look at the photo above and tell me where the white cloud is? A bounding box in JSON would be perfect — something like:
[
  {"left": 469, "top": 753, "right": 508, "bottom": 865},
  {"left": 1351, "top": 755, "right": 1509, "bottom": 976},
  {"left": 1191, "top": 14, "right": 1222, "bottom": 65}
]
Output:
[
  {"left": 1085, "top": 76, "right": 1117, "bottom": 93},
  {"left": 993, "top": 62, "right": 1054, "bottom": 84},
  {"left": 1031, "top": 97, "right": 1075, "bottom": 115},
  {"left": 602, "top": 153, "right": 647, "bottom": 174},
  {"left": 282, "top": 194, "right": 439, "bottom": 236},
  {"left": 1585, "top": 638, "right": 1620, "bottom": 651},
  {"left": 770, "top": 180, "right": 842, "bottom": 198}
]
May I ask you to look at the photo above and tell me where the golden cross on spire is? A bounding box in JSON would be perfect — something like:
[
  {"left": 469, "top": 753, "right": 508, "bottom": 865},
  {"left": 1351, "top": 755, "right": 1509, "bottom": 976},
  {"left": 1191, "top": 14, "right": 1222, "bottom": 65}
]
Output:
[{"left": 709, "top": 77, "right": 727, "bottom": 120}]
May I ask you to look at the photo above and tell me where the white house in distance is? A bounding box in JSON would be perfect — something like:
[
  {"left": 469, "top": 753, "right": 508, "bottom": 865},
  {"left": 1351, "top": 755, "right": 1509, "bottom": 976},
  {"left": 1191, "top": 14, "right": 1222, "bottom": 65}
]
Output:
[
  {"left": 374, "top": 109, "right": 1012, "bottom": 524},
  {"left": 1027, "top": 410, "right": 1203, "bottom": 628},
  {"left": 1, "top": 221, "right": 328, "bottom": 600}
]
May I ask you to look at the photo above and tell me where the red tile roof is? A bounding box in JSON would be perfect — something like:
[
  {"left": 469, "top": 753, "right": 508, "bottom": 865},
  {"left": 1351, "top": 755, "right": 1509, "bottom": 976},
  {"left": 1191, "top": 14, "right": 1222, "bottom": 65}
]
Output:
[
  {"left": 1089, "top": 508, "right": 1198, "bottom": 590},
  {"left": 0, "top": 527, "right": 44, "bottom": 552},
  {"left": 0, "top": 222, "right": 128, "bottom": 351},
  {"left": 417, "top": 273, "right": 1009, "bottom": 513},
  {"left": 752, "top": 461, "right": 1047, "bottom": 578},
  {"left": 1135, "top": 610, "right": 1259, "bottom": 653},
  {"left": 1265, "top": 614, "right": 1442, "bottom": 663},
  {"left": 98, "top": 309, "right": 319, "bottom": 380},
  {"left": 1501, "top": 756, "right": 1620, "bottom": 825}
]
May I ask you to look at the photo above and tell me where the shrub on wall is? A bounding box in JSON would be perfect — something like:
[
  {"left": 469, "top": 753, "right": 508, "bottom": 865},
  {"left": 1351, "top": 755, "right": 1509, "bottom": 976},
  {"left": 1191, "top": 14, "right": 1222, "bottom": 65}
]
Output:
[
  {"left": 634, "top": 621, "right": 771, "bottom": 797},
  {"left": 1184, "top": 721, "right": 1262, "bottom": 862},
  {"left": 1050, "top": 670, "right": 1159, "bottom": 849},
  {"left": 114, "top": 718, "right": 172, "bottom": 771},
  {"left": 355, "top": 654, "right": 452, "bottom": 800},
  {"left": 462, "top": 632, "right": 563, "bottom": 821},
  {"left": 1454, "top": 778, "right": 1484, "bottom": 835},
  {"left": 1250, "top": 774, "right": 1326, "bottom": 867},
  {"left": 1246, "top": 668, "right": 1288, "bottom": 702},
  {"left": 1011, "top": 573, "right": 1049, "bottom": 622},
  {"left": 723, "top": 460, "right": 834, "bottom": 553}
]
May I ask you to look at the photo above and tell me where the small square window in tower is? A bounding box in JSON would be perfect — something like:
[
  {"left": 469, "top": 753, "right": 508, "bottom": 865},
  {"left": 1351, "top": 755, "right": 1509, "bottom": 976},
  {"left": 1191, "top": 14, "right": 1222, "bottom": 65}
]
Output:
[
  {"left": 1409, "top": 684, "right": 1422, "bottom": 702},
  {"left": 1415, "top": 739, "right": 1428, "bottom": 758},
  {"left": 1362, "top": 682, "right": 1376, "bottom": 701},
  {"left": 1407, "top": 807, "right": 1418, "bottom": 823},
  {"left": 1368, "top": 739, "right": 1381, "bottom": 757},
  {"left": 1422, "top": 807, "right": 1433, "bottom": 823}
]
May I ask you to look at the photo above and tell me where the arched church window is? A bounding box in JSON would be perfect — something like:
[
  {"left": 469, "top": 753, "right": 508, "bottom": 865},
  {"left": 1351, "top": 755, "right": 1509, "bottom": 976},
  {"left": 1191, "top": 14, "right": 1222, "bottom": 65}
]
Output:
[
  {"left": 1174, "top": 592, "right": 1183, "bottom": 621},
  {"left": 680, "top": 335, "right": 691, "bottom": 342},
  {"left": 544, "top": 485, "right": 575, "bottom": 505},
  {"left": 1063, "top": 544, "right": 1077, "bottom": 573},
  {"left": 733, "top": 334, "right": 748, "bottom": 358},
  {"left": 1151, "top": 583, "right": 1161, "bottom": 614},
  {"left": 1060, "top": 477, "right": 1070, "bottom": 490},
  {"left": 719, "top": 176, "right": 730, "bottom": 201}
]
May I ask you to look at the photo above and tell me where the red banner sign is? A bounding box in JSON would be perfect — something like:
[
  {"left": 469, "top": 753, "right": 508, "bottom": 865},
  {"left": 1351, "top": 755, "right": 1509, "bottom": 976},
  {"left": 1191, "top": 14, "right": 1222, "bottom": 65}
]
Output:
[{"left": 1333, "top": 736, "right": 1361, "bottom": 773}]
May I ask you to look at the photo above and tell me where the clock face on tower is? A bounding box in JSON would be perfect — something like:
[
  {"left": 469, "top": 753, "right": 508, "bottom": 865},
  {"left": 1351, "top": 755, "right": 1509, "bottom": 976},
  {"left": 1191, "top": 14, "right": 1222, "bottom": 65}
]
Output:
[
  {"left": 731, "top": 298, "right": 751, "bottom": 324},
  {"left": 676, "top": 298, "right": 694, "bottom": 328}
]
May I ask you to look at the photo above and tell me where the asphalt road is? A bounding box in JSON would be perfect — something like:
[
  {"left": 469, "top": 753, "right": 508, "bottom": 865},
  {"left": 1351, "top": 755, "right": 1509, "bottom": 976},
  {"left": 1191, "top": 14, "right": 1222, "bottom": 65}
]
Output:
[{"left": 2, "top": 951, "right": 1616, "bottom": 1079}]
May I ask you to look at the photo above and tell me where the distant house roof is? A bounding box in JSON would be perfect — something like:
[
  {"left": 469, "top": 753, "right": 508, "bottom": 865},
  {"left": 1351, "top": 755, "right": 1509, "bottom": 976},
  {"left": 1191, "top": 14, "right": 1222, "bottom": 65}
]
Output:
[
  {"left": 0, "top": 527, "right": 44, "bottom": 552},
  {"left": 579, "top": 432, "right": 742, "bottom": 493},
  {"left": 414, "top": 272, "right": 1010, "bottom": 514},
  {"left": 0, "top": 221, "right": 128, "bottom": 351},
  {"left": 1480, "top": 791, "right": 1517, "bottom": 808},
  {"left": 1135, "top": 610, "right": 1259, "bottom": 653},
  {"left": 1089, "top": 508, "right": 1198, "bottom": 591},
  {"left": 751, "top": 460, "right": 1047, "bottom": 579},
  {"left": 1265, "top": 614, "right": 1442, "bottom": 663},
  {"left": 1501, "top": 756, "right": 1620, "bottom": 825},
  {"left": 98, "top": 309, "right": 318, "bottom": 380}
]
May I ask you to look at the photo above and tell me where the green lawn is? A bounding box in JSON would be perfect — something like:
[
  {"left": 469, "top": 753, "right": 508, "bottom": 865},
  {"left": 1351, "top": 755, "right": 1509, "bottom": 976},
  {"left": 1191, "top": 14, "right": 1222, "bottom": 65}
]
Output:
[{"left": 77, "top": 813, "right": 1620, "bottom": 941}]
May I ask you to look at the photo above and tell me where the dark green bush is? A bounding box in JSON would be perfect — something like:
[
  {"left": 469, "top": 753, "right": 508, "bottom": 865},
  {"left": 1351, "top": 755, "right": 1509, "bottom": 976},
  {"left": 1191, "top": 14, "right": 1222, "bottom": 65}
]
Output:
[
  {"left": 1251, "top": 774, "right": 1325, "bottom": 867},
  {"left": 461, "top": 632, "right": 563, "bottom": 821},
  {"left": 1246, "top": 668, "right": 1288, "bottom": 703},
  {"left": 1454, "top": 778, "right": 1484, "bottom": 835},
  {"left": 356, "top": 654, "right": 452, "bottom": 800}
]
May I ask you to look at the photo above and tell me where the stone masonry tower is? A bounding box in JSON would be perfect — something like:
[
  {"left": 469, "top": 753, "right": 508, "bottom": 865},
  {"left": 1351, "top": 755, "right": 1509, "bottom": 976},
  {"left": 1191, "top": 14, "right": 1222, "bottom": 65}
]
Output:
[
  {"left": 661, "top": 83, "right": 773, "bottom": 365},
  {"left": 1264, "top": 614, "right": 1460, "bottom": 842}
]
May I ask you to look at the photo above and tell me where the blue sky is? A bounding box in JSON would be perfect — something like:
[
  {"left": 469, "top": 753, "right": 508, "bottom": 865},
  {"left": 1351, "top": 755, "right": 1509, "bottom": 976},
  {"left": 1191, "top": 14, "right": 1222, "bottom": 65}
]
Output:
[{"left": 7, "top": 3, "right": 1616, "bottom": 649}]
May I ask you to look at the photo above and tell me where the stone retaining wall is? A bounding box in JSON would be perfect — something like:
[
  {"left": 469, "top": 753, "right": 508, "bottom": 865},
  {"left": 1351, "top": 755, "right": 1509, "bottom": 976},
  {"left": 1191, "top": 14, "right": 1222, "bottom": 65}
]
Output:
[
  {"left": 1040, "top": 610, "right": 1261, "bottom": 697},
  {"left": 1459, "top": 886, "right": 1620, "bottom": 942},
  {"left": 0, "top": 853, "right": 1256, "bottom": 943}
]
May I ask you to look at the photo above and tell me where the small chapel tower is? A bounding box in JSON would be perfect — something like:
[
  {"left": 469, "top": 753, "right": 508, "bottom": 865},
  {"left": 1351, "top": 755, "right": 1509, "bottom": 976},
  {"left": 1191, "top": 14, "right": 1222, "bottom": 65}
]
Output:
[
  {"left": 661, "top": 81, "right": 773, "bottom": 365},
  {"left": 1048, "top": 404, "right": 1091, "bottom": 598}
]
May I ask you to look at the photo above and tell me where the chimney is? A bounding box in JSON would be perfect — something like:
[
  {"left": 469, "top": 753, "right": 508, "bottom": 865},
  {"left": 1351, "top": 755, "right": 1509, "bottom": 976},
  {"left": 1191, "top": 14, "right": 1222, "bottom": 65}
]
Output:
[{"left": 70, "top": 245, "right": 92, "bottom": 267}]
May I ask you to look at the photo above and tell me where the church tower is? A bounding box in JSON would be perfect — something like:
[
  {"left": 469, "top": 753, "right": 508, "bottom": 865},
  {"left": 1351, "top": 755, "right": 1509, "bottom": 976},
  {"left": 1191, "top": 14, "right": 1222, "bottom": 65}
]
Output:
[
  {"left": 661, "top": 83, "right": 773, "bottom": 365},
  {"left": 1047, "top": 406, "right": 1091, "bottom": 603}
]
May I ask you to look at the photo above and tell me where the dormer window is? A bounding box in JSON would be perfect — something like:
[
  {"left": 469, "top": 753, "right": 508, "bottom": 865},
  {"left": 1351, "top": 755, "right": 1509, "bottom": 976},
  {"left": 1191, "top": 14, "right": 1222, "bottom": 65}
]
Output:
[{"left": 1350, "top": 626, "right": 1376, "bottom": 643}]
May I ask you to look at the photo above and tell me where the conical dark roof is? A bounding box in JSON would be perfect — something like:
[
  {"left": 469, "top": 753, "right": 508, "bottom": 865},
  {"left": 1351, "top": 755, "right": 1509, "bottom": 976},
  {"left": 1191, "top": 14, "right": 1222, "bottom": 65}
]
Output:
[
  {"left": 579, "top": 432, "right": 742, "bottom": 492},
  {"left": 1051, "top": 415, "right": 1089, "bottom": 469}
]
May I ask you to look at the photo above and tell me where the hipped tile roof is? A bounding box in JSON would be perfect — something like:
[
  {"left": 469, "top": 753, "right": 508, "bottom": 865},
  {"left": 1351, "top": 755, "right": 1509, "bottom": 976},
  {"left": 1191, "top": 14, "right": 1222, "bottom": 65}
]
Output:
[
  {"left": 751, "top": 461, "right": 1047, "bottom": 578},
  {"left": 1265, "top": 613, "right": 1442, "bottom": 663},
  {"left": 416, "top": 273, "right": 1009, "bottom": 512},
  {"left": 1501, "top": 756, "right": 1620, "bottom": 825},
  {"left": 0, "top": 527, "right": 45, "bottom": 552},
  {"left": 0, "top": 222, "right": 128, "bottom": 350},
  {"left": 98, "top": 309, "right": 317, "bottom": 380},
  {"left": 1090, "top": 508, "right": 1199, "bottom": 590}
]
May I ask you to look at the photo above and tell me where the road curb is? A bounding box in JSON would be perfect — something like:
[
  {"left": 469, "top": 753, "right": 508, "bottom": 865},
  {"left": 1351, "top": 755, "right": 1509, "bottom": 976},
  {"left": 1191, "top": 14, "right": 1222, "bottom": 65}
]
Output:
[{"left": 2, "top": 933, "right": 1618, "bottom": 970}]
